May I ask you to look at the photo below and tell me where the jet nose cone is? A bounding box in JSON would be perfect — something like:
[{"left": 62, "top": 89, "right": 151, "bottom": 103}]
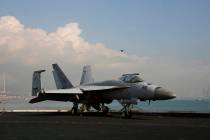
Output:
[{"left": 155, "top": 87, "right": 176, "bottom": 100}]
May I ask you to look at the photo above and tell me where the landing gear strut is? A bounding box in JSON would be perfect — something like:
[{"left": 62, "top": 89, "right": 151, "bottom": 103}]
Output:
[
  {"left": 71, "top": 102, "right": 78, "bottom": 115},
  {"left": 121, "top": 104, "right": 133, "bottom": 118},
  {"left": 101, "top": 103, "right": 109, "bottom": 115},
  {"left": 80, "top": 104, "right": 91, "bottom": 113}
]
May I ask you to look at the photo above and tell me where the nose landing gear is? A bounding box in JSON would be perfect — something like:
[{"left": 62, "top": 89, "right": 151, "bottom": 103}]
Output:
[{"left": 121, "top": 104, "right": 133, "bottom": 118}]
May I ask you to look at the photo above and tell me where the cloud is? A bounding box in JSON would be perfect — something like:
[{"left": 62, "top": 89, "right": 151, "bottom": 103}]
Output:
[{"left": 0, "top": 16, "right": 210, "bottom": 99}]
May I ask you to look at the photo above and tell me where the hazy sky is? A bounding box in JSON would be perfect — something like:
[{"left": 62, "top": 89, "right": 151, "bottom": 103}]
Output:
[{"left": 0, "top": 0, "right": 210, "bottom": 99}]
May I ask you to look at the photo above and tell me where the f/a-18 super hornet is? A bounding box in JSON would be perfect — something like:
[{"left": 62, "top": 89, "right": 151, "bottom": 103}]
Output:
[{"left": 30, "top": 64, "right": 176, "bottom": 117}]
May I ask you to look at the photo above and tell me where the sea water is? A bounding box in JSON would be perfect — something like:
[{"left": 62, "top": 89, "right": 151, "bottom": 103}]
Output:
[{"left": 1, "top": 98, "right": 210, "bottom": 113}]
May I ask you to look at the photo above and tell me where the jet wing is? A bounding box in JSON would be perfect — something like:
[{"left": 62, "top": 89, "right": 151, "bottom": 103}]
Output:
[
  {"left": 44, "top": 88, "right": 83, "bottom": 94},
  {"left": 79, "top": 85, "right": 130, "bottom": 92},
  {"left": 29, "top": 86, "right": 130, "bottom": 103},
  {"left": 44, "top": 85, "right": 129, "bottom": 93}
]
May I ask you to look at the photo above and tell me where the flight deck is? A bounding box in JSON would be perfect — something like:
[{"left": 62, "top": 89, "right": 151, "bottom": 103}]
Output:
[{"left": 0, "top": 111, "right": 209, "bottom": 140}]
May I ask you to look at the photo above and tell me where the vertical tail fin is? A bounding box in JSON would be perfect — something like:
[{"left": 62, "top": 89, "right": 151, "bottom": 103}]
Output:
[
  {"left": 52, "top": 70, "right": 63, "bottom": 89},
  {"left": 52, "top": 64, "right": 74, "bottom": 89},
  {"left": 32, "top": 70, "right": 46, "bottom": 96},
  {"left": 80, "top": 65, "right": 94, "bottom": 85}
]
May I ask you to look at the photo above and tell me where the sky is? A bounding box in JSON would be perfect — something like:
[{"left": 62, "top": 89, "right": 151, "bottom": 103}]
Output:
[{"left": 0, "top": 0, "right": 210, "bottom": 99}]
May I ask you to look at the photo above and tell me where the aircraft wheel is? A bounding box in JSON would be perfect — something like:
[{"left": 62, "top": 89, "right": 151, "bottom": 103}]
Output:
[
  {"left": 71, "top": 107, "right": 78, "bottom": 115},
  {"left": 127, "top": 110, "right": 132, "bottom": 118},
  {"left": 122, "top": 111, "right": 128, "bottom": 118},
  {"left": 102, "top": 106, "right": 109, "bottom": 115},
  {"left": 121, "top": 110, "right": 132, "bottom": 118}
]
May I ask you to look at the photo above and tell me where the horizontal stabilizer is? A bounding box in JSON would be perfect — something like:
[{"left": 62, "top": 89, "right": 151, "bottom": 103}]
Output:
[{"left": 29, "top": 96, "right": 46, "bottom": 103}]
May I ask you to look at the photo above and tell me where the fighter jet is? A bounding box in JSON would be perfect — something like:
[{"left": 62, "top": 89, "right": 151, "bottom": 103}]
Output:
[{"left": 29, "top": 64, "right": 176, "bottom": 117}]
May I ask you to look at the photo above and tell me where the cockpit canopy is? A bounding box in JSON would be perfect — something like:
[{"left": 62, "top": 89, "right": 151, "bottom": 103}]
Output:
[{"left": 119, "top": 73, "right": 144, "bottom": 83}]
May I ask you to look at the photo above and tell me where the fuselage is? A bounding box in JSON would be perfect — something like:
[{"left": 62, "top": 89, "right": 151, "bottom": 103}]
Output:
[{"left": 78, "top": 80, "right": 176, "bottom": 105}]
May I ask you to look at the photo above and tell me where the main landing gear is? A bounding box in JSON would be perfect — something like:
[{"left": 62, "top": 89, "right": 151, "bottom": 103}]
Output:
[
  {"left": 71, "top": 103, "right": 110, "bottom": 116},
  {"left": 101, "top": 103, "right": 109, "bottom": 115},
  {"left": 121, "top": 104, "right": 133, "bottom": 118}
]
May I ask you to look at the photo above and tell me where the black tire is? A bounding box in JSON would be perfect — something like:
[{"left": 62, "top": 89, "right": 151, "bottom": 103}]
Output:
[
  {"left": 127, "top": 110, "right": 132, "bottom": 118},
  {"left": 102, "top": 106, "right": 109, "bottom": 114},
  {"left": 71, "top": 107, "right": 78, "bottom": 115},
  {"left": 122, "top": 111, "right": 128, "bottom": 118}
]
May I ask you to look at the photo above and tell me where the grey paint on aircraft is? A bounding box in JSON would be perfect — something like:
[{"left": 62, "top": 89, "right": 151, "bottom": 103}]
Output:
[{"left": 30, "top": 64, "right": 176, "bottom": 114}]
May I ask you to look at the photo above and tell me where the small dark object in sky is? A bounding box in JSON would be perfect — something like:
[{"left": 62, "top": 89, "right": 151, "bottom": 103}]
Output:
[{"left": 120, "top": 50, "right": 124, "bottom": 52}]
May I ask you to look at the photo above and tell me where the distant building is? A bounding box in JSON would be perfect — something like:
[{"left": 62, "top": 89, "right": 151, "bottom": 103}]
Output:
[
  {"left": 208, "top": 86, "right": 210, "bottom": 99},
  {"left": 202, "top": 87, "right": 210, "bottom": 100},
  {"left": 0, "top": 73, "right": 7, "bottom": 96}
]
